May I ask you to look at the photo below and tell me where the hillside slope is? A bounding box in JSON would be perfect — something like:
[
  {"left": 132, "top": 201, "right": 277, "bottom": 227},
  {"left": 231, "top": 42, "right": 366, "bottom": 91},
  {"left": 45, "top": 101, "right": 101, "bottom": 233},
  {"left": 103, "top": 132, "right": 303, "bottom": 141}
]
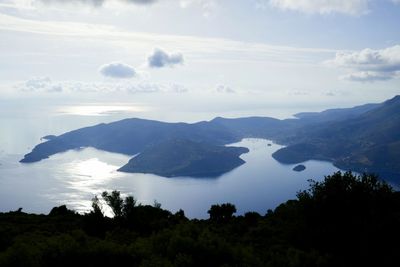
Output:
[{"left": 273, "top": 95, "right": 400, "bottom": 180}]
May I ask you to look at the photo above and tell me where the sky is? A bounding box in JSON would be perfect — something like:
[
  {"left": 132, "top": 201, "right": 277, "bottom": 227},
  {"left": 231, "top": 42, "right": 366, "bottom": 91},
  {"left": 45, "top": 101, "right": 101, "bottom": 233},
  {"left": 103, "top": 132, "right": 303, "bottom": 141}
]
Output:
[{"left": 0, "top": 0, "right": 400, "bottom": 120}]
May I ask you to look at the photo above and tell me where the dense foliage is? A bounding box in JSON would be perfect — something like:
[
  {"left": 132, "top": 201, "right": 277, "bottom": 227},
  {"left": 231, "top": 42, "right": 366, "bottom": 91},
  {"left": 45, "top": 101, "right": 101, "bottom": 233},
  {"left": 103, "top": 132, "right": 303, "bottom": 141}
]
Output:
[{"left": 1, "top": 172, "right": 399, "bottom": 267}]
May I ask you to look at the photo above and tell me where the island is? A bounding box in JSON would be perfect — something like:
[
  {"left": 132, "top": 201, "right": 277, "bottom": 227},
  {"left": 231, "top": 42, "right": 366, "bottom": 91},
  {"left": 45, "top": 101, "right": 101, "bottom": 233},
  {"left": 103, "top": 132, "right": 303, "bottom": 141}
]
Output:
[
  {"left": 41, "top": 135, "right": 57, "bottom": 141},
  {"left": 118, "top": 139, "right": 249, "bottom": 177},
  {"left": 292, "top": 164, "right": 306, "bottom": 172}
]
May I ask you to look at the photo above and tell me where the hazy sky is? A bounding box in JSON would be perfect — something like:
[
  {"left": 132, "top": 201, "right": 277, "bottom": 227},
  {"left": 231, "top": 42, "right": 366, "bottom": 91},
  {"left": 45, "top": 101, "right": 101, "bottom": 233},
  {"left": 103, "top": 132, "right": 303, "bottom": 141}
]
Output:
[{"left": 0, "top": 0, "right": 399, "bottom": 118}]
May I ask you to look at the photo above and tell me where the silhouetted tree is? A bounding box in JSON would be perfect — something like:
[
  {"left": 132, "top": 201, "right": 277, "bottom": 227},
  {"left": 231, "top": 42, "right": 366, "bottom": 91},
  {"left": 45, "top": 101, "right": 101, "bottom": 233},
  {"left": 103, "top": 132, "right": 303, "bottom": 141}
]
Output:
[
  {"left": 153, "top": 200, "right": 162, "bottom": 209},
  {"left": 49, "top": 205, "right": 75, "bottom": 216},
  {"left": 102, "top": 190, "right": 124, "bottom": 218},
  {"left": 91, "top": 195, "right": 103, "bottom": 216},
  {"left": 122, "top": 195, "right": 136, "bottom": 219},
  {"left": 208, "top": 203, "right": 236, "bottom": 223}
]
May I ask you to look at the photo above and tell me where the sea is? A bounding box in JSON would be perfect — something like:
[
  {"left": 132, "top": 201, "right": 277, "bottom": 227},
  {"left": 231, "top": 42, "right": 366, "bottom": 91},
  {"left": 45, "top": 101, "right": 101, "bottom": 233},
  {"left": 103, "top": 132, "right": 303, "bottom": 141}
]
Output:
[{"left": 0, "top": 99, "right": 341, "bottom": 218}]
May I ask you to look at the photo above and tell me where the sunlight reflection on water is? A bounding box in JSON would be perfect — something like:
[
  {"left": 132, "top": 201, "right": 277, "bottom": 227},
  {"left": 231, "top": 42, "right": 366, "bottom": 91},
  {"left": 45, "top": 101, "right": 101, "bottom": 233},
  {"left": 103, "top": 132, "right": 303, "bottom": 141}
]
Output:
[{"left": 57, "top": 104, "right": 150, "bottom": 116}]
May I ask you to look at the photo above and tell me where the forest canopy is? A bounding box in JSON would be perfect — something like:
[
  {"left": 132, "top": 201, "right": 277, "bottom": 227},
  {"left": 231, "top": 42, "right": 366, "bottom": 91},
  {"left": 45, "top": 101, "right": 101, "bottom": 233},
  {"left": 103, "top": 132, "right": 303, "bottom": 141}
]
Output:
[{"left": 0, "top": 171, "right": 399, "bottom": 267}]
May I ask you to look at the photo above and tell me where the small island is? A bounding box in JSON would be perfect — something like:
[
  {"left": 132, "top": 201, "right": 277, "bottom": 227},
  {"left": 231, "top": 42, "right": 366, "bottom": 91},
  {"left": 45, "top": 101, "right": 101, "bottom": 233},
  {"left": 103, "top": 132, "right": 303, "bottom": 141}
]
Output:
[
  {"left": 293, "top": 164, "right": 306, "bottom": 172},
  {"left": 118, "top": 139, "right": 249, "bottom": 177},
  {"left": 41, "top": 135, "right": 57, "bottom": 141}
]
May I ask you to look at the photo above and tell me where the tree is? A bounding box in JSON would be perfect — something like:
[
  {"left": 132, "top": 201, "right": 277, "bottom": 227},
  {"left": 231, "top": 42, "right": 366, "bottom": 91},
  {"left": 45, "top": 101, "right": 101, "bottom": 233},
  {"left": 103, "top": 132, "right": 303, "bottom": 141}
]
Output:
[
  {"left": 102, "top": 190, "right": 124, "bottom": 218},
  {"left": 153, "top": 200, "right": 162, "bottom": 209},
  {"left": 123, "top": 195, "right": 137, "bottom": 219},
  {"left": 208, "top": 203, "right": 237, "bottom": 222},
  {"left": 91, "top": 195, "right": 103, "bottom": 216}
]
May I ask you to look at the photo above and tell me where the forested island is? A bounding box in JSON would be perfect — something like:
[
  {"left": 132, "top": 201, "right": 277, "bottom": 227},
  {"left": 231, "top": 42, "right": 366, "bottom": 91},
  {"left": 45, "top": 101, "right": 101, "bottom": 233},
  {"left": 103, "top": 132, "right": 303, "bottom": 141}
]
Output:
[
  {"left": 118, "top": 139, "right": 249, "bottom": 177},
  {"left": 1, "top": 172, "right": 399, "bottom": 267}
]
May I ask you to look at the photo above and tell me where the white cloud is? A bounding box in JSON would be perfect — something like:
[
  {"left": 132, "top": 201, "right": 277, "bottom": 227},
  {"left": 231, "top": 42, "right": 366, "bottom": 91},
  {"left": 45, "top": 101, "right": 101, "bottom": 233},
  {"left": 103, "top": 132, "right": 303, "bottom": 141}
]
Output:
[
  {"left": 329, "top": 45, "right": 400, "bottom": 82},
  {"left": 340, "top": 71, "right": 398, "bottom": 82},
  {"left": 215, "top": 84, "right": 235, "bottom": 93},
  {"left": 21, "top": 77, "right": 63, "bottom": 92},
  {"left": 330, "top": 45, "right": 400, "bottom": 72},
  {"left": 0, "top": 12, "right": 335, "bottom": 60},
  {"left": 16, "top": 78, "right": 189, "bottom": 94},
  {"left": 147, "top": 48, "right": 184, "bottom": 68},
  {"left": 267, "top": 0, "right": 370, "bottom": 15},
  {"left": 99, "top": 62, "right": 136, "bottom": 78},
  {"left": 180, "top": 0, "right": 218, "bottom": 17}
]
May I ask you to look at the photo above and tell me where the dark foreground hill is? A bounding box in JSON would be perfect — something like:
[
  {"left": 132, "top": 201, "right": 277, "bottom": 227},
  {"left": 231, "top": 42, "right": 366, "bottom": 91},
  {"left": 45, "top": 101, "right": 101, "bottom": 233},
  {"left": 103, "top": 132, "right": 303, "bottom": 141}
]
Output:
[
  {"left": 118, "top": 139, "right": 249, "bottom": 177},
  {"left": 1, "top": 172, "right": 399, "bottom": 267},
  {"left": 20, "top": 95, "right": 400, "bottom": 180}
]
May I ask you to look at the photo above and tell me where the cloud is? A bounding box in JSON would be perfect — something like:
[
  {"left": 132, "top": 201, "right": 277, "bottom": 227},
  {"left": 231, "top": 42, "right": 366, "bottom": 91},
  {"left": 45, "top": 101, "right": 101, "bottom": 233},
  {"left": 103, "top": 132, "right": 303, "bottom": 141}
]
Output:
[
  {"left": 39, "top": 0, "right": 105, "bottom": 7},
  {"left": 21, "top": 77, "right": 64, "bottom": 93},
  {"left": 287, "top": 89, "right": 309, "bottom": 96},
  {"left": 215, "top": 84, "right": 235, "bottom": 93},
  {"left": 99, "top": 62, "right": 136, "bottom": 78},
  {"left": 328, "top": 45, "right": 400, "bottom": 82},
  {"left": 330, "top": 45, "right": 400, "bottom": 72},
  {"left": 340, "top": 71, "right": 397, "bottom": 82},
  {"left": 38, "top": 0, "right": 157, "bottom": 7},
  {"left": 124, "top": 82, "right": 188, "bottom": 93},
  {"left": 17, "top": 78, "right": 188, "bottom": 94},
  {"left": 180, "top": 0, "right": 218, "bottom": 17},
  {"left": 266, "top": 0, "right": 370, "bottom": 15},
  {"left": 147, "top": 48, "right": 184, "bottom": 68}
]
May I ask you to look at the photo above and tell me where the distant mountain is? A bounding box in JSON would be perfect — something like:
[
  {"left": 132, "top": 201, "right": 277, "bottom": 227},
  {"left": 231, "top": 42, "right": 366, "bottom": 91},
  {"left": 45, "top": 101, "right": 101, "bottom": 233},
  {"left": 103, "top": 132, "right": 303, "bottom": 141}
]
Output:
[
  {"left": 118, "top": 139, "right": 249, "bottom": 177},
  {"left": 294, "top": 103, "right": 381, "bottom": 123},
  {"left": 273, "top": 95, "right": 400, "bottom": 181},
  {"left": 20, "top": 95, "right": 400, "bottom": 180}
]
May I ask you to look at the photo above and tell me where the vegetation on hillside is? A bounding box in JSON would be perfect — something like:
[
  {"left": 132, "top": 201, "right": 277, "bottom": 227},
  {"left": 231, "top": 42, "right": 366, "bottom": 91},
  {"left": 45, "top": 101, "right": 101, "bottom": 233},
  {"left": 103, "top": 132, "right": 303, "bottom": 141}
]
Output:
[{"left": 1, "top": 171, "right": 399, "bottom": 267}]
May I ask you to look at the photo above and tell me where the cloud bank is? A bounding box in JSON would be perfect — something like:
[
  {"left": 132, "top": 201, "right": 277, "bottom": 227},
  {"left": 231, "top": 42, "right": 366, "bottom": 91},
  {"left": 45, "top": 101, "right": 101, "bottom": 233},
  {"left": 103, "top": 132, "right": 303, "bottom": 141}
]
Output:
[
  {"left": 99, "top": 62, "right": 136, "bottom": 78},
  {"left": 267, "top": 0, "right": 370, "bottom": 15},
  {"left": 17, "top": 77, "right": 188, "bottom": 94},
  {"left": 329, "top": 45, "right": 400, "bottom": 82},
  {"left": 147, "top": 48, "right": 184, "bottom": 68}
]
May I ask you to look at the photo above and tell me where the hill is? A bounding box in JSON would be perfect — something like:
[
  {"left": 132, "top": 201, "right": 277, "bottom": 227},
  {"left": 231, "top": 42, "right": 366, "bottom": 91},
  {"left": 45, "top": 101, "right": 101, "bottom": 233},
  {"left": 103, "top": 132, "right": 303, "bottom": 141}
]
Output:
[{"left": 273, "top": 95, "right": 400, "bottom": 181}]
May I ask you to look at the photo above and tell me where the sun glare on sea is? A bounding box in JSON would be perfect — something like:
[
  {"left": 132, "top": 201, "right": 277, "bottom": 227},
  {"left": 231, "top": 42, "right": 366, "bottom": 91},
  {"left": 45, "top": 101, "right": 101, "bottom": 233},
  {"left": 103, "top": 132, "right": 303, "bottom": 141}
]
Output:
[
  {"left": 61, "top": 157, "right": 125, "bottom": 216},
  {"left": 57, "top": 104, "right": 150, "bottom": 116}
]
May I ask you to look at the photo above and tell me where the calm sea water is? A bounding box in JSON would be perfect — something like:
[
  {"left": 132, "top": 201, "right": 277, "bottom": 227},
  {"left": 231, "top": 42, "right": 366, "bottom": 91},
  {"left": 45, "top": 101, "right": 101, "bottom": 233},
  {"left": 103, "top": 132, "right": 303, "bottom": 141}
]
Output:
[{"left": 0, "top": 101, "right": 341, "bottom": 218}]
